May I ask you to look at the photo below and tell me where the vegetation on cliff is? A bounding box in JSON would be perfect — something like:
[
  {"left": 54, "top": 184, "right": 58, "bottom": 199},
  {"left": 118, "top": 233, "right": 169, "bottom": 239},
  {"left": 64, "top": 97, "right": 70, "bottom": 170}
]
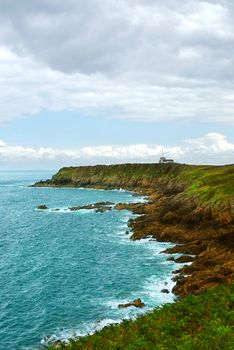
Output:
[
  {"left": 36, "top": 163, "right": 234, "bottom": 208},
  {"left": 48, "top": 283, "right": 234, "bottom": 350}
]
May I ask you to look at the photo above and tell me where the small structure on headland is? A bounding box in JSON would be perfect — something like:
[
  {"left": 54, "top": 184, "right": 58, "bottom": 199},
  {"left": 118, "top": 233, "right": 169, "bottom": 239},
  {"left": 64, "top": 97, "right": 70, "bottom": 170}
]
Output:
[{"left": 159, "top": 148, "right": 174, "bottom": 163}]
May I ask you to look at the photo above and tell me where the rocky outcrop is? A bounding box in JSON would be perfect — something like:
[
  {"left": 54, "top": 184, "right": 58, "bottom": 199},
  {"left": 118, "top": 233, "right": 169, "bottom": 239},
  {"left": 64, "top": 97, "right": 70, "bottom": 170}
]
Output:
[
  {"left": 118, "top": 298, "right": 145, "bottom": 309},
  {"left": 120, "top": 196, "right": 234, "bottom": 296},
  {"left": 36, "top": 202, "right": 114, "bottom": 213},
  {"left": 69, "top": 201, "right": 114, "bottom": 212},
  {"left": 37, "top": 204, "right": 48, "bottom": 210}
]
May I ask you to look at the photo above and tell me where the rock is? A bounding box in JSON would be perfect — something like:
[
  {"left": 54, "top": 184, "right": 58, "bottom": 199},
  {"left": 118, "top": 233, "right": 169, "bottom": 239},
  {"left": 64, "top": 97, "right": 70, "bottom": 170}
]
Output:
[
  {"left": 118, "top": 298, "right": 145, "bottom": 309},
  {"left": 37, "top": 204, "right": 48, "bottom": 210},
  {"left": 175, "top": 255, "right": 195, "bottom": 264},
  {"left": 95, "top": 201, "right": 114, "bottom": 206},
  {"left": 69, "top": 202, "right": 113, "bottom": 212},
  {"left": 161, "top": 289, "right": 170, "bottom": 293},
  {"left": 167, "top": 256, "right": 175, "bottom": 262},
  {"left": 95, "top": 207, "right": 112, "bottom": 213},
  {"left": 160, "top": 211, "right": 181, "bottom": 224}
]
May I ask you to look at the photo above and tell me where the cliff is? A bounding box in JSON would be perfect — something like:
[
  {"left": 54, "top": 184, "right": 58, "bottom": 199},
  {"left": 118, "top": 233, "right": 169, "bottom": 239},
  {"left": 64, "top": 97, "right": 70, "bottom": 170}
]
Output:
[{"left": 34, "top": 163, "right": 234, "bottom": 296}]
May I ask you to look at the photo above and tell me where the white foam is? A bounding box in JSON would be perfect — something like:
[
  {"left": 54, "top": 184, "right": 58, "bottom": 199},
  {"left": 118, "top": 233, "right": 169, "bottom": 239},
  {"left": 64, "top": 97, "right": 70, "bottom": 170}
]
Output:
[
  {"left": 41, "top": 318, "right": 123, "bottom": 346},
  {"left": 137, "top": 274, "right": 176, "bottom": 306},
  {"left": 111, "top": 188, "right": 127, "bottom": 192},
  {"left": 35, "top": 207, "right": 96, "bottom": 214},
  {"left": 130, "top": 196, "right": 149, "bottom": 203}
]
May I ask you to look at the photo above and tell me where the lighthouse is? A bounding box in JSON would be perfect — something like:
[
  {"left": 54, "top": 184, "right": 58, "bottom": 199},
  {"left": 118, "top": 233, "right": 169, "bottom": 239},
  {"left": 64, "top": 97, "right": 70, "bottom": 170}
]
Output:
[{"left": 159, "top": 148, "right": 174, "bottom": 163}]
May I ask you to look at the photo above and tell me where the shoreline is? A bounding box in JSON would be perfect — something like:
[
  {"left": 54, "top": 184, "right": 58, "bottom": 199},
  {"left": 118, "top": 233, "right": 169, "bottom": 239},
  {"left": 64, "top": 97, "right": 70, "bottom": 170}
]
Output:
[
  {"left": 38, "top": 189, "right": 180, "bottom": 348},
  {"left": 33, "top": 163, "right": 234, "bottom": 298},
  {"left": 32, "top": 163, "right": 234, "bottom": 349},
  {"left": 34, "top": 184, "right": 234, "bottom": 298}
]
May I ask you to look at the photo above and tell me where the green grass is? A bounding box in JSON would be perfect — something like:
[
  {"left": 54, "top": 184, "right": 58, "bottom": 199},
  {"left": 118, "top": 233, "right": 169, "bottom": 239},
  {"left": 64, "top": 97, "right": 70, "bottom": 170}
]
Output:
[
  {"left": 51, "top": 163, "right": 234, "bottom": 208},
  {"left": 48, "top": 283, "right": 234, "bottom": 350},
  {"left": 181, "top": 164, "right": 234, "bottom": 207}
]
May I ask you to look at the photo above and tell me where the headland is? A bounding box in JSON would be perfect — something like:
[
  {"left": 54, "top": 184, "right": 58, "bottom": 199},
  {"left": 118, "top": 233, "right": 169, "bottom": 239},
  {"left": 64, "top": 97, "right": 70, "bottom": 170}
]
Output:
[
  {"left": 33, "top": 163, "right": 234, "bottom": 349},
  {"left": 34, "top": 162, "right": 234, "bottom": 297}
]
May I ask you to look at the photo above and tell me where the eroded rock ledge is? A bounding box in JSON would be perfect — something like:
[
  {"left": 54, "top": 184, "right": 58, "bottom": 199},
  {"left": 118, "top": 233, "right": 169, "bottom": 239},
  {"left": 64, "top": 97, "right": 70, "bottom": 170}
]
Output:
[{"left": 33, "top": 163, "right": 234, "bottom": 297}]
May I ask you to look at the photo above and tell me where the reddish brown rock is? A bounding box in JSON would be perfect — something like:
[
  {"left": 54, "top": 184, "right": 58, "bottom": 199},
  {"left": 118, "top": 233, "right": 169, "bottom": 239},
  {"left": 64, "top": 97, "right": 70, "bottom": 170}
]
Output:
[
  {"left": 175, "top": 255, "right": 195, "bottom": 264},
  {"left": 118, "top": 298, "right": 145, "bottom": 309}
]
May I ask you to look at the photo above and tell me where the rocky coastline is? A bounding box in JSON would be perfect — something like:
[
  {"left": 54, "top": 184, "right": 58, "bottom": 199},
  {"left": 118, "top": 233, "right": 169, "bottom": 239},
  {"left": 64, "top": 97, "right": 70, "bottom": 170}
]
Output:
[{"left": 33, "top": 163, "right": 234, "bottom": 298}]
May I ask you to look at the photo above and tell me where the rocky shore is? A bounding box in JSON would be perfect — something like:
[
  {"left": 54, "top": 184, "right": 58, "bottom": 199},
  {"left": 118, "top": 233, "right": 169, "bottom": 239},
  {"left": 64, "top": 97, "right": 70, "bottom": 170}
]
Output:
[{"left": 33, "top": 163, "right": 234, "bottom": 297}]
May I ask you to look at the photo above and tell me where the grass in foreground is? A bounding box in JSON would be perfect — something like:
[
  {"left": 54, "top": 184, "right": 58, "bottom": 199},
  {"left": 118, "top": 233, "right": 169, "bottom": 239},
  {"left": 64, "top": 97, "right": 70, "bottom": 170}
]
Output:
[{"left": 49, "top": 283, "right": 234, "bottom": 350}]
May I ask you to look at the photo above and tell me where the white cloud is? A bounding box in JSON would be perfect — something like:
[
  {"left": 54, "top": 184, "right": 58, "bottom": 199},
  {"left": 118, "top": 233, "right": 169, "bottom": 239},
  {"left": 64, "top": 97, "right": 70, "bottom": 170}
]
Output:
[
  {"left": 0, "top": 46, "right": 234, "bottom": 124},
  {"left": 185, "top": 132, "right": 234, "bottom": 153},
  {"left": 0, "top": 133, "right": 233, "bottom": 168},
  {"left": 0, "top": 1, "right": 233, "bottom": 123}
]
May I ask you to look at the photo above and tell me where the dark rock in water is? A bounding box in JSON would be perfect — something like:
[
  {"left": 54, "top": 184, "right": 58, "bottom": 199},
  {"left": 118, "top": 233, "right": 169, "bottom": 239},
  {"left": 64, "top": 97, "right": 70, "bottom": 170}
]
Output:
[
  {"left": 167, "top": 256, "right": 175, "bottom": 262},
  {"left": 69, "top": 202, "right": 114, "bottom": 212},
  {"left": 37, "top": 204, "right": 48, "bottom": 210},
  {"left": 161, "top": 289, "right": 170, "bottom": 294},
  {"left": 95, "top": 206, "right": 112, "bottom": 213},
  {"left": 118, "top": 298, "right": 145, "bottom": 309},
  {"left": 95, "top": 201, "right": 114, "bottom": 206},
  {"left": 125, "top": 230, "right": 130, "bottom": 235}
]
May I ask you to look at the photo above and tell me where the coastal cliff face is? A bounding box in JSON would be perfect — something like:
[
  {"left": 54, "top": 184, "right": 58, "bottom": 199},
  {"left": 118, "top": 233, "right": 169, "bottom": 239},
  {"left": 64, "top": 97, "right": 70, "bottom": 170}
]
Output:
[{"left": 34, "top": 163, "right": 234, "bottom": 297}]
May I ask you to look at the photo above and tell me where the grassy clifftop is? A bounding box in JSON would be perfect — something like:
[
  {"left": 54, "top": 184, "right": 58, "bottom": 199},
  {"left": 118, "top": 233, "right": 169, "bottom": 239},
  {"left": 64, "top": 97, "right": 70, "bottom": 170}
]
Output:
[{"left": 40, "top": 163, "right": 234, "bottom": 208}]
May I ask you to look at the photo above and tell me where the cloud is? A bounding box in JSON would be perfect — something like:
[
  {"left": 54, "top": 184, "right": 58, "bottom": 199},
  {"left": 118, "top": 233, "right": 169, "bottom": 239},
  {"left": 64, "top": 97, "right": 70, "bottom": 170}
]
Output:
[
  {"left": 0, "top": 133, "right": 233, "bottom": 168},
  {"left": 0, "top": 1, "right": 233, "bottom": 123}
]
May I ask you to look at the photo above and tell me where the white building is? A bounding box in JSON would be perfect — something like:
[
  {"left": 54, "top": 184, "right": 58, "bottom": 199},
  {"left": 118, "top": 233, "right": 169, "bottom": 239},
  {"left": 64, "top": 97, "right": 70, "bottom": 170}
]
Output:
[
  {"left": 159, "top": 156, "right": 174, "bottom": 163},
  {"left": 159, "top": 149, "right": 174, "bottom": 163}
]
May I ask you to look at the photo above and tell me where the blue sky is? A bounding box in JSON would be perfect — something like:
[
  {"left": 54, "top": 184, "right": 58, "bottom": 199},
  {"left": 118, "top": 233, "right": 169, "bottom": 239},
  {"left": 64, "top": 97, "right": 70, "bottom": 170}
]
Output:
[
  {"left": 0, "top": 111, "right": 233, "bottom": 148},
  {"left": 0, "top": 0, "right": 233, "bottom": 169}
]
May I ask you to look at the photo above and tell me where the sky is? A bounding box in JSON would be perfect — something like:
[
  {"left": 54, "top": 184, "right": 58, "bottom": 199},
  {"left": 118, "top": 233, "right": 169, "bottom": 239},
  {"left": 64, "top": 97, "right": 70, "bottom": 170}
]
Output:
[{"left": 0, "top": 0, "right": 233, "bottom": 169}]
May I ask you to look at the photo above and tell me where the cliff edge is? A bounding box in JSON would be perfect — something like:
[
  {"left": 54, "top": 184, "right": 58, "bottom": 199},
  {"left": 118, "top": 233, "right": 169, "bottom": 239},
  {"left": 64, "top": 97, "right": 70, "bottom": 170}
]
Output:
[{"left": 34, "top": 163, "right": 234, "bottom": 296}]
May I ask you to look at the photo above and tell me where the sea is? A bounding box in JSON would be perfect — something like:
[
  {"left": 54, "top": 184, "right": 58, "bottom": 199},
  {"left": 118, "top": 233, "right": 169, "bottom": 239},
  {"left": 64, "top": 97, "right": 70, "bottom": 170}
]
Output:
[{"left": 0, "top": 171, "right": 181, "bottom": 350}]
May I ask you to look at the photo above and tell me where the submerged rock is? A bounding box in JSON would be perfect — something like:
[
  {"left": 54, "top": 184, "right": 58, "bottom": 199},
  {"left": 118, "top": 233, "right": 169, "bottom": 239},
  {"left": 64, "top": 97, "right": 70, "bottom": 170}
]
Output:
[
  {"left": 161, "top": 289, "right": 170, "bottom": 294},
  {"left": 118, "top": 298, "right": 145, "bottom": 309},
  {"left": 37, "top": 204, "right": 48, "bottom": 210}
]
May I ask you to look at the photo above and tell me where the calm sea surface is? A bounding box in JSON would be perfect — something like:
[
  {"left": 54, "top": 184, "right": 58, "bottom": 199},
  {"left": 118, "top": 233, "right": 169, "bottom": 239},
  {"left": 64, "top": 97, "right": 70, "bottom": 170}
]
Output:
[{"left": 0, "top": 171, "right": 178, "bottom": 350}]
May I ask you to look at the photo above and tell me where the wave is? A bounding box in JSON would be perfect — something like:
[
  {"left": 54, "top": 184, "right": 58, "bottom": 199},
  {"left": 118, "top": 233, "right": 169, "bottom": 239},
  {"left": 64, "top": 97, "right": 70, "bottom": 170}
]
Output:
[
  {"left": 41, "top": 318, "right": 123, "bottom": 347},
  {"left": 35, "top": 207, "right": 96, "bottom": 214},
  {"left": 138, "top": 274, "right": 176, "bottom": 305},
  {"left": 129, "top": 196, "right": 149, "bottom": 203}
]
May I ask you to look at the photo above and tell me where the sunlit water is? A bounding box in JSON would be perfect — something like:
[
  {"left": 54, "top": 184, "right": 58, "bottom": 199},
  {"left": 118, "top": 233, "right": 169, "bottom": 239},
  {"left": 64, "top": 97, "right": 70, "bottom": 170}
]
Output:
[{"left": 0, "top": 171, "right": 179, "bottom": 349}]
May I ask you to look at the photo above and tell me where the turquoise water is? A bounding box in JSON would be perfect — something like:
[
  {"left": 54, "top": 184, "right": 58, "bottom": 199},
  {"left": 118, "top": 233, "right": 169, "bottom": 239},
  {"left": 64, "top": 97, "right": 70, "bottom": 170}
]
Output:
[{"left": 0, "top": 171, "right": 178, "bottom": 350}]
